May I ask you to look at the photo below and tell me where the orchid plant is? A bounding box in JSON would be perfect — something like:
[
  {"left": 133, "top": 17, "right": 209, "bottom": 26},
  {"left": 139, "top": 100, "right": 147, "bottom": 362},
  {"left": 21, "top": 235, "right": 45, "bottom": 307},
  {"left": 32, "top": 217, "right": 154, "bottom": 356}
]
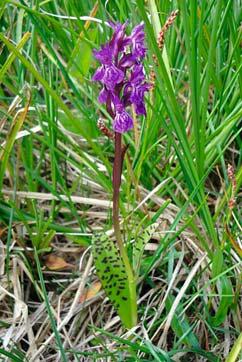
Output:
[{"left": 92, "top": 21, "right": 151, "bottom": 328}]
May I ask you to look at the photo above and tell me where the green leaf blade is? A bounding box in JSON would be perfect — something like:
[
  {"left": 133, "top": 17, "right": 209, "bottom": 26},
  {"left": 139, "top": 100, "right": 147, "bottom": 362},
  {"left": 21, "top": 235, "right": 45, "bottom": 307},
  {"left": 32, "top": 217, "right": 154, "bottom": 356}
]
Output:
[
  {"left": 92, "top": 233, "right": 136, "bottom": 329},
  {"left": 133, "top": 222, "right": 160, "bottom": 276}
]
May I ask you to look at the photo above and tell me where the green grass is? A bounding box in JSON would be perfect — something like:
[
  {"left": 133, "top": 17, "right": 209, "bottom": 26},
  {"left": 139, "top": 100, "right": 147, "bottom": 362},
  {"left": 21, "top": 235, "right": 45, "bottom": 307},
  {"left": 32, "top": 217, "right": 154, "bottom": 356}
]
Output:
[{"left": 0, "top": 0, "right": 241, "bottom": 361}]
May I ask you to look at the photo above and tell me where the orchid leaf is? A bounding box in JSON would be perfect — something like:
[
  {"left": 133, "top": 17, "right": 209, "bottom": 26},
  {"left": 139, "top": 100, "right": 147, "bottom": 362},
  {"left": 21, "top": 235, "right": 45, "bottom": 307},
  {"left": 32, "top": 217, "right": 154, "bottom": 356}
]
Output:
[
  {"left": 92, "top": 233, "right": 136, "bottom": 329},
  {"left": 133, "top": 222, "right": 160, "bottom": 277}
]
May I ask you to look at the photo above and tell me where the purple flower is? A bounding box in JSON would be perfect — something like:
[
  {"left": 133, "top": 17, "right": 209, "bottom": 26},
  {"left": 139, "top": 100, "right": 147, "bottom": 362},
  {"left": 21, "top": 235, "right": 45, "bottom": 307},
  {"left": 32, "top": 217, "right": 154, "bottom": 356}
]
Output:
[
  {"left": 119, "top": 53, "right": 136, "bottom": 68},
  {"left": 109, "top": 22, "right": 128, "bottom": 58},
  {"left": 123, "top": 65, "right": 150, "bottom": 114},
  {"left": 92, "top": 64, "right": 124, "bottom": 90},
  {"left": 93, "top": 44, "right": 113, "bottom": 65},
  {"left": 129, "top": 82, "right": 150, "bottom": 115},
  {"left": 130, "top": 22, "right": 146, "bottom": 58},
  {"left": 113, "top": 105, "right": 133, "bottom": 133},
  {"left": 98, "top": 88, "right": 109, "bottom": 103},
  {"left": 92, "top": 66, "right": 105, "bottom": 82},
  {"left": 130, "top": 64, "right": 145, "bottom": 84},
  {"left": 92, "top": 21, "right": 149, "bottom": 133}
]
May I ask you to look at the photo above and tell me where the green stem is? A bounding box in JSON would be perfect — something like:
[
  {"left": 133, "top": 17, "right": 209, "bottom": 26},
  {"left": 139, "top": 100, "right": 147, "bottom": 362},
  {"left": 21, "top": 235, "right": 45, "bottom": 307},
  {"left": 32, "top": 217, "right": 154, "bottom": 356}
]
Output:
[{"left": 225, "top": 332, "right": 242, "bottom": 362}]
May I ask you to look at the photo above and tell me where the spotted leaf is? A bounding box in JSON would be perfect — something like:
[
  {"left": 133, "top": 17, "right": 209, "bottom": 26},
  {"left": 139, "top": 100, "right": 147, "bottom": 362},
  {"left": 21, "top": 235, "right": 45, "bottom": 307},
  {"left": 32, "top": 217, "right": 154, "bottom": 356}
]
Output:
[
  {"left": 92, "top": 233, "right": 136, "bottom": 328},
  {"left": 133, "top": 222, "right": 159, "bottom": 276}
]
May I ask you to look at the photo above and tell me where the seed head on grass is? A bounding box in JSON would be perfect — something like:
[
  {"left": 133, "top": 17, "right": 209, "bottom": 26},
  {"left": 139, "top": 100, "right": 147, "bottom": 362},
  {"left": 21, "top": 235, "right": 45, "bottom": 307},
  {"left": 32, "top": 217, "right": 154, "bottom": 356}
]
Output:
[
  {"left": 227, "top": 163, "right": 236, "bottom": 210},
  {"left": 157, "top": 10, "right": 179, "bottom": 51},
  {"left": 150, "top": 10, "right": 179, "bottom": 90}
]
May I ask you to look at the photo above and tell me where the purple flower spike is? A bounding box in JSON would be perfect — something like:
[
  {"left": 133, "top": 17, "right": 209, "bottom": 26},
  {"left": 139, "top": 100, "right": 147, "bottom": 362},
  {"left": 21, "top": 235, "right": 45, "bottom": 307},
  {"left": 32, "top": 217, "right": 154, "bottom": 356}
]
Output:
[{"left": 92, "top": 21, "right": 149, "bottom": 133}]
